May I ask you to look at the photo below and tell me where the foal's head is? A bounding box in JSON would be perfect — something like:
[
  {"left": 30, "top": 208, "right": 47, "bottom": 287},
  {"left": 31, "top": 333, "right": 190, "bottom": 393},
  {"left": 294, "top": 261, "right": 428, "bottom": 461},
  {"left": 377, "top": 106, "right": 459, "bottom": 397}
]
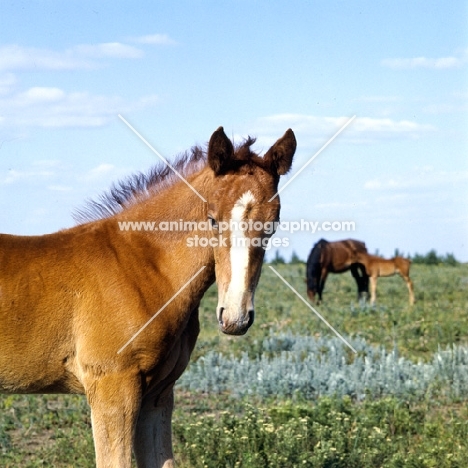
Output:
[{"left": 205, "top": 127, "right": 296, "bottom": 335}]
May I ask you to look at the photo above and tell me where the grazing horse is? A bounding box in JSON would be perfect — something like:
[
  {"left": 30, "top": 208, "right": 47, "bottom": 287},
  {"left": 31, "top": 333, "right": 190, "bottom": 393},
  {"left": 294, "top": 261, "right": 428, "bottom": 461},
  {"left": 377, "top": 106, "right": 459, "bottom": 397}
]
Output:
[
  {"left": 0, "top": 127, "right": 296, "bottom": 468},
  {"left": 306, "top": 238, "right": 369, "bottom": 304},
  {"left": 355, "top": 253, "right": 415, "bottom": 305}
]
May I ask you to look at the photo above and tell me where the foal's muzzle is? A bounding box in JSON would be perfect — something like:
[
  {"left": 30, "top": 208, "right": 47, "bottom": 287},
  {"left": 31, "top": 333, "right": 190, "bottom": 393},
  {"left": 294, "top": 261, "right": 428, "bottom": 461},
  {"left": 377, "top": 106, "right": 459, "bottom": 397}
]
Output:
[{"left": 218, "top": 307, "right": 255, "bottom": 335}]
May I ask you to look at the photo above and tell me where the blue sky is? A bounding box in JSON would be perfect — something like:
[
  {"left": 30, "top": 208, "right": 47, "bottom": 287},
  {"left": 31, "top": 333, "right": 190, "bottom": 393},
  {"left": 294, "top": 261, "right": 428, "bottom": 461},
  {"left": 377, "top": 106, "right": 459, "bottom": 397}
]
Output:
[{"left": 0, "top": 1, "right": 467, "bottom": 261}]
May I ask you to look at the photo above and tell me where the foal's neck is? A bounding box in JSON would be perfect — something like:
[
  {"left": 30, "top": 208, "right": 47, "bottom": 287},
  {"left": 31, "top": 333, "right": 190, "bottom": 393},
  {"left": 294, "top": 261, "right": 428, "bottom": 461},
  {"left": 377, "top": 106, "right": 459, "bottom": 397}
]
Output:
[
  {"left": 118, "top": 167, "right": 211, "bottom": 225},
  {"left": 111, "top": 167, "right": 216, "bottom": 302}
]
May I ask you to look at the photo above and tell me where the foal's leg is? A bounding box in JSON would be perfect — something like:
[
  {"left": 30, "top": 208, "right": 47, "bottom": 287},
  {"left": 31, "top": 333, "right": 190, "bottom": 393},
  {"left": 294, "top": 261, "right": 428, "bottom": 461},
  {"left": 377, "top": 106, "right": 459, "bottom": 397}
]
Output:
[
  {"left": 134, "top": 387, "right": 175, "bottom": 468},
  {"left": 134, "top": 309, "right": 199, "bottom": 468},
  {"left": 369, "top": 276, "right": 377, "bottom": 305},
  {"left": 86, "top": 373, "right": 142, "bottom": 468},
  {"left": 402, "top": 275, "right": 415, "bottom": 305}
]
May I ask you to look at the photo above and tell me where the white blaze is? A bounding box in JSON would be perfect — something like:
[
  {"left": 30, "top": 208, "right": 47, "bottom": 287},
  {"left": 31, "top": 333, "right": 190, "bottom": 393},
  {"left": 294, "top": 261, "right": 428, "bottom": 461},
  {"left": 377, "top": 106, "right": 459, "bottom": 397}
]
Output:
[{"left": 225, "top": 190, "right": 255, "bottom": 307}]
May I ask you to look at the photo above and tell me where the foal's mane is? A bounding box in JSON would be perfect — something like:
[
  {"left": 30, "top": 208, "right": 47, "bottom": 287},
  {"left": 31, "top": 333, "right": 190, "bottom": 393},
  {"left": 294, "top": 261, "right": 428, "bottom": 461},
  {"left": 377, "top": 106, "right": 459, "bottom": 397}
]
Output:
[{"left": 73, "top": 137, "right": 257, "bottom": 224}]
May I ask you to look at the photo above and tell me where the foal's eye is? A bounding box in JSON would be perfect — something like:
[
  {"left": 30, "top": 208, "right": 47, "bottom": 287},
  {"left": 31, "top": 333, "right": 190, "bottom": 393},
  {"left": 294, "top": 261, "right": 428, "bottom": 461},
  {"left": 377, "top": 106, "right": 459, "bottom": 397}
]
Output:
[{"left": 208, "top": 216, "right": 218, "bottom": 229}]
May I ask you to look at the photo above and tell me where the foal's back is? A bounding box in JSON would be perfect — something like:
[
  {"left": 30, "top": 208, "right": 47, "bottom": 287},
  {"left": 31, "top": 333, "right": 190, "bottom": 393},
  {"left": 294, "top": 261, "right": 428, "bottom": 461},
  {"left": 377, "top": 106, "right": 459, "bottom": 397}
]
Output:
[{"left": 358, "top": 254, "right": 410, "bottom": 278}]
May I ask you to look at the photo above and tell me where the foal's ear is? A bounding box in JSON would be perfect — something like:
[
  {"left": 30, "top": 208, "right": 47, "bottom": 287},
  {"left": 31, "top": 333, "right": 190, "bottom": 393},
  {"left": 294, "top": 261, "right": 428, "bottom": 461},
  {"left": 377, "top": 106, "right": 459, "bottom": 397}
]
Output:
[
  {"left": 208, "top": 126, "right": 234, "bottom": 175},
  {"left": 264, "top": 129, "right": 297, "bottom": 176}
]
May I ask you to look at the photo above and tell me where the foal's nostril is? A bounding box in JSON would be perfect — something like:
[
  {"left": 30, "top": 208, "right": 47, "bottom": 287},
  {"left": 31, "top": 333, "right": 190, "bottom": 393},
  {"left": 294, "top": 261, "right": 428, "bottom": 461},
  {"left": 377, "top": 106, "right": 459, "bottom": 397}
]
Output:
[
  {"left": 218, "top": 307, "right": 225, "bottom": 325},
  {"left": 247, "top": 309, "right": 255, "bottom": 327}
]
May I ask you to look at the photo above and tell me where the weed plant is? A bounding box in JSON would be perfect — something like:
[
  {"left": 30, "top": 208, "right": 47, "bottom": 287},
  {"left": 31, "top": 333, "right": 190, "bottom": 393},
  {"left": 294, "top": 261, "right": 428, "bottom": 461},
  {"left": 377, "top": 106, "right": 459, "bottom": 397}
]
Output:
[{"left": 178, "top": 334, "right": 468, "bottom": 402}]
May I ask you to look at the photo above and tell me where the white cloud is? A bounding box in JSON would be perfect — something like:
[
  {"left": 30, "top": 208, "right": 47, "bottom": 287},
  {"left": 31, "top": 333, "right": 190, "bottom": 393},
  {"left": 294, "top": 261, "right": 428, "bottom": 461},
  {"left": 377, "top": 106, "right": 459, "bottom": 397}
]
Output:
[
  {"left": 32, "top": 159, "right": 62, "bottom": 168},
  {"left": 129, "top": 34, "right": 177, "bottom": 45},
  {"left": 313, "top": 201, "right": 368, "bottom": 210},
  {"left": 0, "top": 39, "right": 163, "bottom": 130},
  {"left": 78, "top": 163, "right": 133, "bottom": 187},
  {"left": 0, "top": 73, "right": 17, "bottom": 95},
  {"left": 0, "top": 45, "right": 93, "bottom": 72},
  {"left": 353, "top": 95, "right": 402, "bottom": 103},
  {"left": 47, "top": 185, "right": 73, "bottom": 192},
  {"left": 352, "top": 117, "right": 435, "bottom": 139},
  {"left": 81, "top": 163, "right": 116, "bottom": 181},
  {"left": 250, "top": 114, "right": 436, "bottom": 148},
  {"left": 0, "top": 39, "right": 161, "bottom": 130},
  {"left": 452, "top": 91, "right": 468, "bottom": 100},
  {"left": 21, "top": 87, "right": 65, "bottom": 103},
  {"left": 0, "top": 42, "right": 145, "bottom": 72},
  {"left": 1, "top": 168, "right": 54, "bottom": 185},
  {"left": 0, "top": 35, "right": 175, "bottom": 72},
  {"left": 364, "top": 169, "right": 468, "bottom": 191},
  {"left": 381, "top": 49, "right": 467, "bottom": 70},
  {"left": 423, "top": 102, "right": 468, "bottom": 114},
  {"left": 364, "top": 178, "right": 399, "bottom": 190},
  {"left": 72, "top": 42, "right": 144, "bottom": 59},
  {"left": 0, "top": 86, "right": 159, "bottom": 129}
]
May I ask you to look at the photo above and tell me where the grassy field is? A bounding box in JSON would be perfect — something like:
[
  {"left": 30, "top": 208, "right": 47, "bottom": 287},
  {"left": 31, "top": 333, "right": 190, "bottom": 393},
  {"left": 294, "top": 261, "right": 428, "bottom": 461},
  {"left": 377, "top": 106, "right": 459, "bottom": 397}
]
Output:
[
  {"left": 193, "top": 262, "right": 468, "bottom": 362},
  {"left": 1, "top": 262, "right": 467, "bottom": 466}
]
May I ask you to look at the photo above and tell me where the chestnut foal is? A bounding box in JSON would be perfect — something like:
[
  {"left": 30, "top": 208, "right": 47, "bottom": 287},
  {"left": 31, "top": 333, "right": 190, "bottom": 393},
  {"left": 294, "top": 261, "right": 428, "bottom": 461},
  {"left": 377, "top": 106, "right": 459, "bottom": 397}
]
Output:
[{"left": 0, "top": 127, "right": 296, "bottom": 467}]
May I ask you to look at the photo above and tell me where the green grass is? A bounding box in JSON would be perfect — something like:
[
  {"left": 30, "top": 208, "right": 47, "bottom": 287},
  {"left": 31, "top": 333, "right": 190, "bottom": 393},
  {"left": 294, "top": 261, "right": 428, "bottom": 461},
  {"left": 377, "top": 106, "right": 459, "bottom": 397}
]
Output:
[
  {"left": 0, "top": 394, "right": 94, "bottom": 467},
  {"left": 173, "top": 394, "right": 468, "bottom": 467},
  {"left": 0, "top": 263, "right": 467, "bottom": 466},
  {"left": 194, "top": 263, "right": 468, "bottom": 362}
]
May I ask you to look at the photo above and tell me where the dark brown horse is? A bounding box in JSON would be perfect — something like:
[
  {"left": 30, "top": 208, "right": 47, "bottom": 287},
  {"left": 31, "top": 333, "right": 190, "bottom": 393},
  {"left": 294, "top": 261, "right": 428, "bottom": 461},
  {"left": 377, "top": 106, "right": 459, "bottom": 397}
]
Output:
[
  {"left": 0, "top": 127, "right": 296, "bottom": 468},
  {"left": 306, "top": 238, "right": 369, "bottom": 303}
]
